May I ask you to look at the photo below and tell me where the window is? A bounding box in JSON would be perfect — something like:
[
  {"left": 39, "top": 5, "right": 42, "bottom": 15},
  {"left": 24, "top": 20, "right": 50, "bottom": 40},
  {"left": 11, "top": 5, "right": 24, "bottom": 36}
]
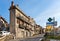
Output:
[
  {"left": 17, "top": 19, "right": 19, "bottom": 24},
  {"left": 24, "top": 22, "right": 26, "bottom": 27},
  {"left": 26, "top": 32, "right": 28, "bottom": 37}
]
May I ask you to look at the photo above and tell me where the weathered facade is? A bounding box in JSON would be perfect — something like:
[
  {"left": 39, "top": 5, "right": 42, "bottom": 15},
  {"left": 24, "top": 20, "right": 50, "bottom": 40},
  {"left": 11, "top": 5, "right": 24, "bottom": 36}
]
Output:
[
  {"left": 9, "top": 1, "right": 42, "bottom": 38},
  {"left": 0, "top": 16, "right": 8, "bottom": 31},
  {"left": 35, "top": 25, "right": 43, "bottom": 35}
]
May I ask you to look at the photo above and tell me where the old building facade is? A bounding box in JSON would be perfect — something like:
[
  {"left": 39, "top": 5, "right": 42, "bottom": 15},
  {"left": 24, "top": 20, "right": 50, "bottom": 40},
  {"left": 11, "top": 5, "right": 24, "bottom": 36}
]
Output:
[
  {"left": 0, "top": 16, "right": 8, "bottom": 31},
  {"left": 35, "top": 25, "right": 43, "bottom": 35},
  {"left": 9, "top": 1, "right": 42, "bottom": 38}
]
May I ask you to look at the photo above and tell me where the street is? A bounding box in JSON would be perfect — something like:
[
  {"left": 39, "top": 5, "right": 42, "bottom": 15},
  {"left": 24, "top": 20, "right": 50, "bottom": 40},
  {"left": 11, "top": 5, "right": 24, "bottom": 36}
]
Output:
[{"left": 9, "top": 34, "right": 44, "bottom": 41}]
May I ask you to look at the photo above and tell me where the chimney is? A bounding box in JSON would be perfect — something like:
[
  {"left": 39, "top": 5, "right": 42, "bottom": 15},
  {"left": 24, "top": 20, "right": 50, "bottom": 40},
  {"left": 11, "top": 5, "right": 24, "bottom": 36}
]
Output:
[{"left": 11, "top": 1, "right": 14, "bottom": 6}]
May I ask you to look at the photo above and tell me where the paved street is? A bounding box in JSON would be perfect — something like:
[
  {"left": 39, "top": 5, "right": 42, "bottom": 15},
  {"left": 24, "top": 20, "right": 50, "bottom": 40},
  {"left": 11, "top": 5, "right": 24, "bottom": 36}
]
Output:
[
  {"left": 20, "top": 37, "right": 43, "bottom": 41},
  {"left": 50, "top": 39, "right": 60, "bottom": 41},
  {"left": 9, "top": 37, "right": 43, "bottom": 41},
  {"left": 9, "top": 34, "right": 44, "bottom": 41}
]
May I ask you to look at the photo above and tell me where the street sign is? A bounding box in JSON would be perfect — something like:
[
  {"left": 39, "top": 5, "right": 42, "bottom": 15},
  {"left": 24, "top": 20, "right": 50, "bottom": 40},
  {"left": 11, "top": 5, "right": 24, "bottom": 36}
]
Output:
[
  {"left": 53, "top": 21, "right": 57, "bottom": 26},
  {"left": 48, "top": 18, "right": 52, "bottom": 22},
  {"left": 46, "top": 22, "right": 54, "bottom": 26},
  {"left": 46, "top": 21, "right": 57, "bottom": 26},
  {"left": 46, "top": 17, "right": 57, "bottom": 26}
]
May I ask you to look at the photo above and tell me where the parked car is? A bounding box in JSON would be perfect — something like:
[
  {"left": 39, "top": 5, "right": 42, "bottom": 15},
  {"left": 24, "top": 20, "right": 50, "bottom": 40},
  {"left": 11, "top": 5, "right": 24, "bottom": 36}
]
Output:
[{"left": 0, "top": 31, "right": 10, "bottom": 36}]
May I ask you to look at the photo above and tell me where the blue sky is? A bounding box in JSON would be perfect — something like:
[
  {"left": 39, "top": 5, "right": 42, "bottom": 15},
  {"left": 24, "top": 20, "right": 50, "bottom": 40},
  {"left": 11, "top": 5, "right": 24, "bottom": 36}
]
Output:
[{"left": 0, "top": 0, "right": 60, "bottom": 27}]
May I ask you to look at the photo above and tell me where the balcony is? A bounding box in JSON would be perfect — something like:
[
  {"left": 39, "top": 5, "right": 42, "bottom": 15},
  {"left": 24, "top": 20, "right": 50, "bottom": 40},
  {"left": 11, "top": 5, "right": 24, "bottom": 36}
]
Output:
[
  {"left": 19, "top": 24, "right": 29, "bottom": 31},
  {"left": 17, "top": 16, "right": 25, "bottom": 21},
  {"left": 17, "top": 16, "right": 34, "bottom": 28},
  {"left": 19, "top": 24, "right": 24, "bottom": 29},
  {"left": 17, "top": 16, "right": 29, "bottom": 24},
  {"left": 36, "top": 28, "right": 40, "bottom": 31}
]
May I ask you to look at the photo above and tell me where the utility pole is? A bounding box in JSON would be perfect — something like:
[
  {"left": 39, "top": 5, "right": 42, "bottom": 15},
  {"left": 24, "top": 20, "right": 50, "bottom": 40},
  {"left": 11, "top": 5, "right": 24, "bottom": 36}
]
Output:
[{"left": 53, "top": 17, "right": 55, "bottom": 36}]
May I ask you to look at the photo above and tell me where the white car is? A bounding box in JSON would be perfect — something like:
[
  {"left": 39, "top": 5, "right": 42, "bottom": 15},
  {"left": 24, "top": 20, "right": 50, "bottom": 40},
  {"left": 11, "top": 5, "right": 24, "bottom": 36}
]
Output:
[{"left": 0, "top": 31, "right": 10, "bottom": 36}]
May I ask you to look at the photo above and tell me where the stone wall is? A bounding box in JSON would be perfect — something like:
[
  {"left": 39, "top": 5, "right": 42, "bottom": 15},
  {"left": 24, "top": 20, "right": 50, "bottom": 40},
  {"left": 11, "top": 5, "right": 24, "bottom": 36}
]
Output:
[{"left": 0, "top": 34, "right": 14, "bottom": 41}]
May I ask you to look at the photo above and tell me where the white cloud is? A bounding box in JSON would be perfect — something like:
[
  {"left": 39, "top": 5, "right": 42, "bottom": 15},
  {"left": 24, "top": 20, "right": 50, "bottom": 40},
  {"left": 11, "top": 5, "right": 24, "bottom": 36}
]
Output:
[{"left": 34, "top": 0, "right": 60, "bottom": 27}]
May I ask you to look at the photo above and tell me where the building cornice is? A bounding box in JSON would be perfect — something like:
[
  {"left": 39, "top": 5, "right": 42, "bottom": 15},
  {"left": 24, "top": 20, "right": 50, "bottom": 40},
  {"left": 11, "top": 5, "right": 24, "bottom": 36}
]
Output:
[
  {"left": 9, "top": 4, "right": 30, "bottom": 19},
  {"left": 0, "top": 16, "right": 7, "bottom": 23}
]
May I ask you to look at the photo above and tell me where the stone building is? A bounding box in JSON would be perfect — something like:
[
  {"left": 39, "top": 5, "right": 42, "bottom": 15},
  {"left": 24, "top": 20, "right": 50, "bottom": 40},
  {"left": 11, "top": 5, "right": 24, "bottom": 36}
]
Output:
[
  {"left": 0, "top": 16, "right": 8, "bottom": 31},
  {"left": 54, "top": 27, "right": 60, "bottom": 35},
  {"left": 34, "top": 25, "right": 43, "bottom": 35},
  {"left": 9, "top": 1, "right": 42, "bottom": 38}
]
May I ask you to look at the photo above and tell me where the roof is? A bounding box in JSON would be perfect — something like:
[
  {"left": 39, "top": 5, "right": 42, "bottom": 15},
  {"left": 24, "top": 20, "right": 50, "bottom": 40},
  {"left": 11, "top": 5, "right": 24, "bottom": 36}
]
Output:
[
  {"left": 9, "top": 1, "right": 30, "bottom": 19},
  {"left": 0, "top": 16, "right": 7, "bottom": 23}
]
